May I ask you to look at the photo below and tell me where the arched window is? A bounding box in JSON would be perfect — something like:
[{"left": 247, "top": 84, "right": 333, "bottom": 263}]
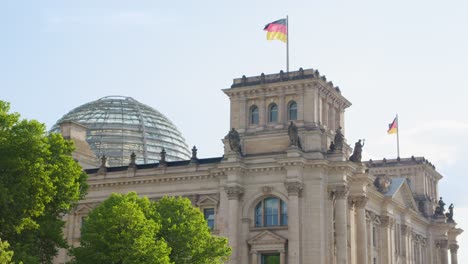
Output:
[
  {"left": 288, "top": 101, "right": 297, "bottom": 121},
  {"left": 268, "top": 103, "right": 278, "bottom": 123},
  {"left": 249, "top": 105, "right": 259, "bottom": 125},
  {"left": 255, "top": 197, "right": 287, "bottom": 227}
]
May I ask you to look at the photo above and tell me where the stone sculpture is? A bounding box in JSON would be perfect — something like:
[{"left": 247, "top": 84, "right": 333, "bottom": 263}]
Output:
[
  {"left": 349, "top": 139, "right": 365, "bottom": 162},
  {"left": 288, "top": 121, "right": 300, "bottom": 147},
  {"left": 334, "top": 127, "right": 344, "bottom": 151},
  {"left": 226, "top": 128, "right": 242, "bottom": 154}
]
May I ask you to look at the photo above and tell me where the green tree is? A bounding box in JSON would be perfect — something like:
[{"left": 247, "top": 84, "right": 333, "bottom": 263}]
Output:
[
  {"left": 72, "top": 192, "right": 171, "bottom": 264},
  {"left": 73, "top": 194, "right": 231, "bottom": 264},
  {"left": 152, "top": 196, "right": 231, "bottom": 264},
  {"left": 0, "top": 100, "right": 88, "bottom": 263}
]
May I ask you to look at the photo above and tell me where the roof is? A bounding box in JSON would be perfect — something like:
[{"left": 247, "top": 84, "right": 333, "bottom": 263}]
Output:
[{"left": 85, "top": 156, "right": 224, "bottom": 174}]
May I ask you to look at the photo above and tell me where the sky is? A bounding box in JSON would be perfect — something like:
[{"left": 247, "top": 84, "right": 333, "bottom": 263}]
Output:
[{"left": 1, "top": 0, "right": 467, "bottom": 261}]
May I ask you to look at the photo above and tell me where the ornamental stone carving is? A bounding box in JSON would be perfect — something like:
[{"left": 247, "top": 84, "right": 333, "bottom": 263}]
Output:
[
  {"left": 97, "top": 155, "right": 107, "bottom": 175},
  {"left": 449, "top": 244, "right": 459, "bottom": 253},
  {"left": 329, "top": 185, "right": 349, "bottom": 199},
  {"left": 226, "top": 128, "right": 242, "bottom": 154},
  {"left": 401, "top": 224, "right": 410, "bottom": 236},
  {"left": 374, "top": 174, "right": 392, "bottom": 194},
  {"left": 284, "top": 181, "right": 303, "bottom": 196},
  {"left": 350, "top": 196, "right": 368, "bottom": 208},
  {"left": 380, "top": 215, "right": 395, "bottom": 228},
  {"left": 436, "top": 239, "right": 448, "bottom": 249},
  {"left": 225, "top": 185, "right": 244, "bottom": 200}
]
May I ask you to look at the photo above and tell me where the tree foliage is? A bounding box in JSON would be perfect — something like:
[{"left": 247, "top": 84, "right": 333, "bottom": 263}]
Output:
[
  {"left": 0, "top": 239, "right": 15, "bottom": 264},
  {"left": 73, "top": 194, "right": 231, "bottom": 264},
  {"left": 0, "top": 100, "right": 88, "bottom": 263},
  {"left": 72, "top": 193, "right": 171, "bottom": 264},
  {"left": 153, "top": 197, "right": 231, "bottom": 264}
]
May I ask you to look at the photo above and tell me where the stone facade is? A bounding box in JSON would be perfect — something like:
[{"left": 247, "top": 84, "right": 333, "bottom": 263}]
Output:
[{"left": 55, "top": 68, "right": 462, "bottom": 264}]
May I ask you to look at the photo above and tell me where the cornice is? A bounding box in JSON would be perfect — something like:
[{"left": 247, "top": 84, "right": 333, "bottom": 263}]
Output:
[{"left": 88, "top": 174, "right": 217, "bottom": 189}]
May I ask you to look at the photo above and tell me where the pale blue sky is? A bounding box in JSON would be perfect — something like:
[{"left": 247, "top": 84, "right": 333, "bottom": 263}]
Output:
[{"left": 1, "top": 0, "right": 467, "bottom": 259}]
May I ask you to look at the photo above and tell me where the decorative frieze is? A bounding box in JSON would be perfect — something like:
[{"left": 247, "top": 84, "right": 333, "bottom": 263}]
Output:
[
  {"left": 89, "top": 174, "right": 217, "bottom": 188},
  {"left": 225, "top": 185, "right": 244, "bottom": 200}
]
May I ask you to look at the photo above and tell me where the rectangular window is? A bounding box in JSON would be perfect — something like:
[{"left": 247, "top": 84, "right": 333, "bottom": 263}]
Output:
[
  {"left": 203, "top": 208, "right": 215, "bottom": 230},
  {"left": 372, "top": 226, "right": 377, "bottom": 247},
  {"left": 261, "top": 253, "right": 280, "bottom": 264}
]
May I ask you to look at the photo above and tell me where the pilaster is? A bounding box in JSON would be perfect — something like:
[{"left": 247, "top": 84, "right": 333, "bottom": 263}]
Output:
[
  {"left": 332, "top": 185, "right": 349, "bottom": 264},
  {"left": 449, "top": 244, "right": 459, "bottom": 264},
  {"left": 381, "top": 215, "right": 395, "bottom": 264},
  {"left": 224, "top": 185, "right": 244, "bottom": 264},
  {"left": 352, "top": 196, "right": 368, "bottom": 264},
  {"left": 284, "top": 181, "right": 303, "bottom": 264}
]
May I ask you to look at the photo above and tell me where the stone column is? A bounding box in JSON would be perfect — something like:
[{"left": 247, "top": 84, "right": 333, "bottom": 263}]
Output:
[
  {"left": 241, "top": 218, "right": 251, "bottom": 264},
  {"left": 285, "top": 181, "right": 303, "bottom": 264},
  {"left": 401, "top": 225, "right": 409, "bottom": 262},
  {"left": 279, "top": 95, "right": 285, "bottom": 125},
  {"left": 251, "top": 250, "right": 258, "bottom": 264},
  {"left": 317, "top": 95, "right": 323, "bottom": 126},
  {"left": 225, "top": 186, "right": 244, "bottom": 264},
  {"left": 437, "top": 240, "right": 449, "bottom": 264},
  {"left": 259, "top": 96, "right": 266, "bottom": 128},
  {"left": 329, "top": 105, "right": 336, "bottom": 132},
  {"left": 381, "top": 216, "right": 395, "bottom": 264},
  {"left": 366, "top": 211, "right": 373, "bottom": 264},
  {"left": 280, "top": 249, "right": 286, "bottom": 264},
  {"left": 354, "top": 197, "right": 368, "bottom": 264},
  {"left": 334, "top": 186, "right": 349, "bottom": 264},
  {"left": 449, "top": 244, "right": 459, "bottom": 264},
  {"left": 238, "top": 97, "right": 247, "bottom": 132},
  {"left": 322, "top": 100, "right": 329, "bottom": 128}
]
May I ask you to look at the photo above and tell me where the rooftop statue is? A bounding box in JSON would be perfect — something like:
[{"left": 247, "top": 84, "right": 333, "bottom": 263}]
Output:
[
  {"left": 446, "top": 203, "right": 454, "bottom": 222},
  {"left": 349, "top": 139, "right": 365, "bottom": 163},
  {"left": 434, "top": 197, "right": 446, "bottom": 216},
  {"left": 226, "top": 128, "right": 242, "bottom": 154},
  {"left": 334, "top": 127, "right": 344, "bottom": 151},
  {"left": 288, "top": 121, "right": 301, "bottom": 148}
]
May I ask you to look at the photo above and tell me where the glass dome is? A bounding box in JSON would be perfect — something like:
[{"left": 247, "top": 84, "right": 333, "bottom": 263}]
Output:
[{"left": 51, "top": 96, "right": 191, "bottom": 166}]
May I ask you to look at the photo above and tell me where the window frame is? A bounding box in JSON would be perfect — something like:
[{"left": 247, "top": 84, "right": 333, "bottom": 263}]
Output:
[
  {"left": 287, "top": 101, "right": 297, "bottom": 121},
  {"left": 255, "top": 197, "right": 287, "bottom": 227},
  {"left": 268, "top": 103, "right": 278, "bottom": 123},
  {"left": 203, "top": 208, "right": 215, "bottom": 230},
  {"left": 249, "top": 105, "right": 259, "bottom": 125}
]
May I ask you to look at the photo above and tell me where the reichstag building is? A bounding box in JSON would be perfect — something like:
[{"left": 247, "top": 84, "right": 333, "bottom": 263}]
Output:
[{"left": 53, "top": 68, "right": 462, "bottom": 264}]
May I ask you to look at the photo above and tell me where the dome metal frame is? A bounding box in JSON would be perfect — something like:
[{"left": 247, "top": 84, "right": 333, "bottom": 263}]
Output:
[{"left": 51, "top": 96, "right": 191, "bottom": 166}]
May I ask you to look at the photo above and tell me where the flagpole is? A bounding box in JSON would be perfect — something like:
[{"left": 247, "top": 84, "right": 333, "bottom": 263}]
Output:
[
  {"left": 286, "top": 15, "right": 289, "bottom": 73},
  {"left": 396, "top": 114, "right": 400, "bottom": 158}
]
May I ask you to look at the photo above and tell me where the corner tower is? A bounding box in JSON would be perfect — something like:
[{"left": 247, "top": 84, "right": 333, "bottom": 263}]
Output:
[{"left": 223, "top": 68, "right": 352, "bottom": 156}]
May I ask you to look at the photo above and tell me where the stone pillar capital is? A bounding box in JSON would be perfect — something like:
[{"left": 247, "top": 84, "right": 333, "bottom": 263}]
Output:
[
  {"left": 380, "top": 215, "right": 395, "bottom": 228},
  {"left": 401, "top": 224, "right": 411, "bottom": 236},
  {"left": 436, "top": 239, "right": 449, "bottom": 249},
  {"left": 449, "top": 244, "right": 459, "bottom": 253},
  {"left": 225, "top": 185, "right": 244, "bottom": 200},
  {"left": 350, "top": 196, "right": 368, "bottom": 208},
  {"left": 330, "top": 185, "right": 349, "bottom": 199},
  {"left": 284, "top": 181, "right": 303, "bottom": 196}
]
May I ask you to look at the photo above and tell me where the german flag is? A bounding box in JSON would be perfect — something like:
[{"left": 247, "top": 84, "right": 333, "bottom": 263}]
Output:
[
  {"left": 264, "top": 19, "right": 287, "bottom": 43},
  {"left": 387, "top": 117, "right": 398, "bottom": 134}
]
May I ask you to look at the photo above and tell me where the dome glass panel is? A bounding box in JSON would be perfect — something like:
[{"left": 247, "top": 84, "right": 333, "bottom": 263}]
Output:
[{"left": 50, "top": 96, "right": 191, "bottom": 166}]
